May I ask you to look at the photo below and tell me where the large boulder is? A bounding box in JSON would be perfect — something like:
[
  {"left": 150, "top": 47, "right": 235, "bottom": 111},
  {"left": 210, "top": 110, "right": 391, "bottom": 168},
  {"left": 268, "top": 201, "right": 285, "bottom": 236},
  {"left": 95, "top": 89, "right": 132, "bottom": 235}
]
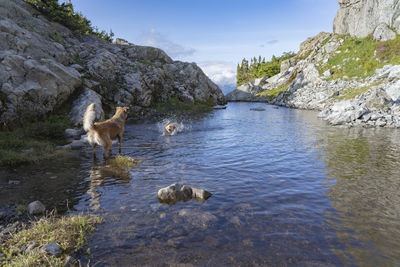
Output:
[
  {"left": 333, "top": 0, "right": 400, "bottom": 38},
  {"left": 69, "top": 88, "right": 104, "bottom": 126}
]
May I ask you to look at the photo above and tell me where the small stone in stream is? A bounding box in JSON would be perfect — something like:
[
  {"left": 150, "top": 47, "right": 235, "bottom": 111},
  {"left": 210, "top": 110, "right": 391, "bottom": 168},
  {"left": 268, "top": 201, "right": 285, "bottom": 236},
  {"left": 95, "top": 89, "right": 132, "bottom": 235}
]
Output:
[
  {"left": 64, "top": 255, "right": 79, "bottom": 267},
  {"left": 250, "top": 107, "right": 265, "bottom": 111},
  {"left": 27, "top": 201, "right": 46, "bottom": 215},
  {"left": 41, "top": 242, "right": 62, "bottom": 257}
]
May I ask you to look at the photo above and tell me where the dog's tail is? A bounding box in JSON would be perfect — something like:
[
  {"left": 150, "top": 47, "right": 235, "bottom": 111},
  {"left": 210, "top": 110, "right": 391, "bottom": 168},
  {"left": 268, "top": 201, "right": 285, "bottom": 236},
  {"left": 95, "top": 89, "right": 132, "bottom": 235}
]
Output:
[{"left": 83, "top": 103, "right": 96, "bottom": 132}]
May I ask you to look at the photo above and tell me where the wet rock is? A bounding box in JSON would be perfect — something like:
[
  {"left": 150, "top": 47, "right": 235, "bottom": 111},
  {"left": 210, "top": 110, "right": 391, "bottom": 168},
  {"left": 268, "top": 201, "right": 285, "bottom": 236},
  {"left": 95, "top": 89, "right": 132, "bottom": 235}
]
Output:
[
  {"left": 250, "top": 107, "right": 265, "bottom": 111},
  {"left": 213, "top": 105, "right": 227, "bottom": 109},
  {"left": 191, "top": 187, "right": 212, "bottom": 200},
  {"left": 70, "top": 140, "right": 86, "bottom": 150},
  {"left": 27, "top": 201, "right": 45, "bottom": 215},
  {"left": 64, "top": 128, "right": 82, "bottom": 139},
  {"left": 64, "top": 255, "right": 79, "bottom": 267},
  {"left": 158, "top": 183, "right": 212, "bottom": 204},
  {"left": 158, "top": 184, "right": 193, "bottom": 203},
  {"left": 41, "top": 242, "right": 62, "bottom": 257}
]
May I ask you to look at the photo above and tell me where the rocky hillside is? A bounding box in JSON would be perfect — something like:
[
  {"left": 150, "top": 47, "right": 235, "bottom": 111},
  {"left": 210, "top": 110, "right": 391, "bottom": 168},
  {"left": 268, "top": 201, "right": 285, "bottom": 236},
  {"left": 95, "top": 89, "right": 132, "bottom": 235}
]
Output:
[
  {"left": 333, "top": 0, "right": 400, "bottom": 40},
  {"left": 227, "top": 0, "right": 400, "bottom": 128},
  {"left": 0, "top": 0, "right": 225, "bottom": 129}
]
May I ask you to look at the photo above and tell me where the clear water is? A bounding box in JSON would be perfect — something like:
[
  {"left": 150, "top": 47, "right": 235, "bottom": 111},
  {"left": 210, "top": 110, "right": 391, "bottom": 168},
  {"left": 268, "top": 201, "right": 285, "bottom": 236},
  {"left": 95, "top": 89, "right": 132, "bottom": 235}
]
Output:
[{"left": 3, "top": 102, "right": 400, "bottom": 266}]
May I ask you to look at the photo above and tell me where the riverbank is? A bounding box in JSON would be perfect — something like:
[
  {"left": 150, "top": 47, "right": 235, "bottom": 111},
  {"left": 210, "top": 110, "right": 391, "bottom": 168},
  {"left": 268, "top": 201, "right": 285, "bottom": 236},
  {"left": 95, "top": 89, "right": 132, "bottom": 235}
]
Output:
[
  {"left": 226, "top": 33, "right": 400, "bottom": 128},
  {"left": 0, "top": 209, "right": 102, "bottom": 266}
]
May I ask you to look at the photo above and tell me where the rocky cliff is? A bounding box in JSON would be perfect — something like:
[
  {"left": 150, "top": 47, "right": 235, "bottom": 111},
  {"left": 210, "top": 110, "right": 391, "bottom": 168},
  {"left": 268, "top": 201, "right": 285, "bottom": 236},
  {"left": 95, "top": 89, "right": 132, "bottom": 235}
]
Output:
[
  {"left": 227, "top": 1, "right": 400, "bottom": 128},
  {"left": 333, "top": 0, "right": 400, "bottom": 41},
  {"left": 0, "top": 0, "right": 225, "bottom": 129}
]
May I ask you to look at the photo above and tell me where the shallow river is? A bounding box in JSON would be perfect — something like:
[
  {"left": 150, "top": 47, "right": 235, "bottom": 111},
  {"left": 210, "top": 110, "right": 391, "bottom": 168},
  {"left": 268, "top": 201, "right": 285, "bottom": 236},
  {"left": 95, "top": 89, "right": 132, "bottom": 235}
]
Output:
[{"left": 3, "top": 102, "right": 400, "bottom": 266}]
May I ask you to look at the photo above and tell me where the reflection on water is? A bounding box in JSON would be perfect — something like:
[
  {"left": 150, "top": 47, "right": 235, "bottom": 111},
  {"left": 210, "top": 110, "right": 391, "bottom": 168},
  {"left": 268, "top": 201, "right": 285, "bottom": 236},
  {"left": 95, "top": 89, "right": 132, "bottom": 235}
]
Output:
[
  {"left": 3, "top": 102, "right": 400, "bottom": 265},
  {"left": 321, "top": 127, "right": 400, "bottom": 265},
  {"left": 87, "top": 160, "right": 132, "bottom": 210}
]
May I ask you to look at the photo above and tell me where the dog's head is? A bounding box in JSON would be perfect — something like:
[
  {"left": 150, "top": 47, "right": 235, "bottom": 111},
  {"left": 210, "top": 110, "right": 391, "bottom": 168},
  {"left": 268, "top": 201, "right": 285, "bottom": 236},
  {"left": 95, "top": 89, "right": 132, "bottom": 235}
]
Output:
[
  {"left": 116, "top": 106, "right": 129, "bottom": 120},
  {"left": 164, "top": 123, "right": 178, "bottom": 133}
]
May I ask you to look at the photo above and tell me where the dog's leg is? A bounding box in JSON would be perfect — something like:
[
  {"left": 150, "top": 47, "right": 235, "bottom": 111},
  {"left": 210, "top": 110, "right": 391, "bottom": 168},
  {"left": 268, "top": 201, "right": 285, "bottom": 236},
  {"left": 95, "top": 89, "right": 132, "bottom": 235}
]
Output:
[
  {"left": 93, "top": 144, "right": 97, "bottom": 158},
  {"left": 118, "top": 134, "right": 122, "bottom": 154},
  {"left": 103, "top": 138, "right": 112, "bottom": 159}
]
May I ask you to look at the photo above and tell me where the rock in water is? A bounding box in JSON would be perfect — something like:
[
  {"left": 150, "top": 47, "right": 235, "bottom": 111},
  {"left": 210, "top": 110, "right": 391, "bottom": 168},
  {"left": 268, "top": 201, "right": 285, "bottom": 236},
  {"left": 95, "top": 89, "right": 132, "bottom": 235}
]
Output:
[
  {"left": 64, "top": 255, "right": 79, "bottom": 267},
  {"left": 191, "top": 187, "right": 212, "bottom": 200},
  {"left": 41, "top": 242, "right": 62, "bottom": 257},
  {"left": 158, "top": 184, "right": 193, "bottom": 203},
  {"left": 158, "top": 183, "right": 212, "bottom": 204},
  {"left": 27, "top": 201, "right": 45, "bottom": 215}
]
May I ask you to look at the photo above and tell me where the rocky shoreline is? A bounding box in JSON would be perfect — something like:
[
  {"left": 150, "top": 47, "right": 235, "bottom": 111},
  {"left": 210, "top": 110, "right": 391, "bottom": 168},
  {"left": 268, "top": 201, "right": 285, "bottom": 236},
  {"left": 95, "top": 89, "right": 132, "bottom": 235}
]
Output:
[
  {"left": 226, "top": 0, "right": 400, "bottom": 128},
  {"left": 0, "top": 0, "right": 225, "bottom": 130}
]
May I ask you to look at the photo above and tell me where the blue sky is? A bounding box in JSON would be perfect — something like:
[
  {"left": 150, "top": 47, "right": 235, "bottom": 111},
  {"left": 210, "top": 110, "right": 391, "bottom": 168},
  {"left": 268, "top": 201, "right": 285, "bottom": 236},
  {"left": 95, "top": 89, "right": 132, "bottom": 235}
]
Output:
[{"left": 70, "top": 0, "right": 339, "bottom": 89}]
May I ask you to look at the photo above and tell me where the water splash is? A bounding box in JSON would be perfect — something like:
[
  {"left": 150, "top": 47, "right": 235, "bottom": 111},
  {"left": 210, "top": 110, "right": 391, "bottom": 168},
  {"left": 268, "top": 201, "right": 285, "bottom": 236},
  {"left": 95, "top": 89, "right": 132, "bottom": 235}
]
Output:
[{"left": 158, "top": 119, "right": 186, "bottom": 136}]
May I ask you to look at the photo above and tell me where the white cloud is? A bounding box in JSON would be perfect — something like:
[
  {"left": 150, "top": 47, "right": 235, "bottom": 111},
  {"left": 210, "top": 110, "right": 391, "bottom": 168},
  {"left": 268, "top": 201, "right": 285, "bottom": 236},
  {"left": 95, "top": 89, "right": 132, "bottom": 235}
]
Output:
[
  {"left": 139, "top": 28, "right": 195, "bottom": 59},
  {"left": 197, "top": 61, "right": 237, "bottom": 87}
]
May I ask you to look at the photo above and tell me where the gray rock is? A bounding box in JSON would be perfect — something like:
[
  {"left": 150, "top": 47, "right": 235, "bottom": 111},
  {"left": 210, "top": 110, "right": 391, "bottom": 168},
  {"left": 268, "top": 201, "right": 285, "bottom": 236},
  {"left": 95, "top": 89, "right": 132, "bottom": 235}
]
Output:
[
  {"left": 373, "top": 23, "right": 397, "bottom": 42},
  {"left": 333, "top": 0, "right": 400, "bottom": 38},
  {"left": 70, "top": 140, "right": 86, "bottom": 150},
  {"left": 27, "top": 201, "right": 45, "bottom": 215},
  {"left": 158, "top": 184, "right": 193, "bottom": 203},
  {"left": 41, "top": 242, "right": 62, "bottom": 257},
  {"left": 250, "top": 107, "right": 266, "bottom": 111},
  {"left": 25, "top": 241, "right": 39, "bottom": 252},
  {"left": 191, "top": 187, "right": 212, "bottom": 200},
  {"left": 64, "top": 128, "right": 82, "bottom": 139},
  {"left": 63, "top": 255, "right": 79, "bottom": 267},
  {"left": 69, "top": 88, "right": 104, "bottom": 126},
  {"left": 158, "top": 183, "right": 212, "bottom": 204},
  {"left": 213, "top": 105, "right": 227, "bottom": 109}
]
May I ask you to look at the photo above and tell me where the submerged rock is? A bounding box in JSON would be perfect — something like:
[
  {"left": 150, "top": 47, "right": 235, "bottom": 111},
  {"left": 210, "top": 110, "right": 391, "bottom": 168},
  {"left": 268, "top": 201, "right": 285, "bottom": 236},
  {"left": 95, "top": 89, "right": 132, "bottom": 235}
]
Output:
[
  {"left": 158, "top": 183, "right": 212, "bottom": 204},
  {"left": 250, "top": 107, "right": 265, "bottom": 111},
  {"left": 64, "top": 255, "right": 79, "bottom": 267},
  {"left": 27, "top": 201, "right": 45, "bottom": 215}
]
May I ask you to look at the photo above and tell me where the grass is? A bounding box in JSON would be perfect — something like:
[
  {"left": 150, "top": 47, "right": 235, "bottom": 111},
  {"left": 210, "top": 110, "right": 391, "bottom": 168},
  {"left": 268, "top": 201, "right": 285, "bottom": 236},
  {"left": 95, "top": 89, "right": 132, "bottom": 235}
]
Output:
[
  {"left": 256, "top": 71, "right": 296, "bottom": 100},
  {"left": 318, "top": 35, "right": 400, "bottom": 80},
  {"left": 0, "top": 115, "right": 72, "bottom": 167},
  {"left": 257, "top": 83, "right": 290, "bottom": 100},
  {"left": 334, "top": 83, "right": 380, "bottom": 101},
  {"left": 0, "top": 213, "right": 103, "bottom": 267},
  {"left": 107, "top": 155, "right": 141, "bottom": 168},
  {"left": 152, "top": 97, "right": 215, "bottom": 114}
]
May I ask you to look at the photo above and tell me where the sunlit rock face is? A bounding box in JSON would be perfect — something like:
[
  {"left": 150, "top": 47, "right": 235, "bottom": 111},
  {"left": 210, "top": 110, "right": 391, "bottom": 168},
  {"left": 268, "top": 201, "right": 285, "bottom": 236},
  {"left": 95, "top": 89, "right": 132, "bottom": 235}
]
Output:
[
  {"left": 333, "top": 0, "right": 400, "bottom": 40},
  {"left": 0, "top": 0, "right": 225, "bottom": 129}
]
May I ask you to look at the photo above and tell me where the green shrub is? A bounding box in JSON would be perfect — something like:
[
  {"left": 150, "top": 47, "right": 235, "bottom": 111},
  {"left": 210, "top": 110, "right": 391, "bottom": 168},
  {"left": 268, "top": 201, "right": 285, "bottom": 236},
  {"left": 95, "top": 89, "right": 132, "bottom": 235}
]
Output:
[
  {"left": 152, "top": 97, "right": 215, "bottom": 114},
  {"left": 0, "top": 114, "right": 72, "bottom": 167},
  {"left": 237, "top": 52, "right": 296, "bottom": 86},
  {"left": 26, "top": 0, "right": 114, "bottom": 42}
]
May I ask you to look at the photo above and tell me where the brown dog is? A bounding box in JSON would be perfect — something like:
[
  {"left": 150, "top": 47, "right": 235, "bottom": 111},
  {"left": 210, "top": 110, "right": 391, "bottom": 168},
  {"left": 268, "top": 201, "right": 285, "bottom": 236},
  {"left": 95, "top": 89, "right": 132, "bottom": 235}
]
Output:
[
  {"left": 83, "top": 103, "right": 129, "bottom": 159},
  {"left": 164, "top": 122, "right": 179, "bottom": 135}
]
